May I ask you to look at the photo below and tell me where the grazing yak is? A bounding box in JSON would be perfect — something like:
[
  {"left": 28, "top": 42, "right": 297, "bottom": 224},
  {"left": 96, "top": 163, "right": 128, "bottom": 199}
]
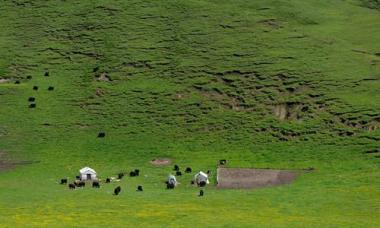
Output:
[
  {"left": 185, "top": 167, "right": 192, "bottom": 173},
  {"left": 129, "top": 171, "right": 136, "bottom": 177},
  {"left": 219, "top": 159, "right": 227, "bottom": 165},
  {"left": 98, "top": 132, "right": 105, "bottom": 138},
  {"left": 176, "top": 171, "right": 182, "bottom": 176},
  {"left": 137, "top": 186, "right": 143, "bottom": 191},
  {"left": 28, "top": 97, "right": 35, "bottom": 102},
  {"left": 173, "top": 165, "right": 179, "bottom": 171},
  {"left": 134, "top": 169, "right": 140, "bottom": 176},
  {"left": 74, "top": 180, "right": 85, "bottom": 187},
  {"left": 114, "top": 186, "right": 121, "bottom": 195},
  {"left": 68, "top": 183, "right": 75, "bottom": 189},
  {"left": 44, "top": 71, "right": 49, "bottom": 77},
  {"left": 199, "top": 190, "right": 204, "bottom": 197},
  {"left": 33, "top": 86, "right": 39, "bottom": 90},
  {"left": 14, "top": 80, "right": 20, "bottom": 84},
  {"left": 26, "top": 76, "right": 32, "bottom": 80},
  {"left": 118, "top": 173, "right": 124, "bottom": 179},
  {"left": 60, "top": 178, "right": 67, "bottom": 185},
  {"left": 92, "top": 181, "right": 100, "bottom": 188},
  {"left": 29, "top": 103, "right": 36, "bottom": 108},
  {"left": 105, "top": 178, "right": 111, "bottom": 183},
  {"left": 48, "top": 86, "right": 54, "bottom": 91}
]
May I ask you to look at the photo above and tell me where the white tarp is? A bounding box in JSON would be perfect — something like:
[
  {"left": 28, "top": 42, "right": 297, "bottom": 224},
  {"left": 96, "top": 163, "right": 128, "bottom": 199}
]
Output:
[
  {"left": 167, "top": 174, "right": 177, "bottom": 186},
  {"left": 194, "top": 171, "right": 209, "bottom": 185}
]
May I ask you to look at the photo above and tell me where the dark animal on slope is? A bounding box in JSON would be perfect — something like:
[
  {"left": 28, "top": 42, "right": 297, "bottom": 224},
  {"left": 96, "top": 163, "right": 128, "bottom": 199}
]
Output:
[
  {"left": 105, "top": 178, "right": 111, "bottom": 183},
  {"left": 33, "top": 86, "right": 38, "bottom": 90},
  {"left": 137, "top": 186, "right": 143, "bottom": 191},
  {"left": 199, "top": 190, "right": 204, "bottom": 197},
  {"left": 92, "top": 181, "right": 100, "bottom": 188},
  {"left": 166, "top": 182, "right": 175, "bottom": 189},
  {"left": 134, "top": 169, "right": 140, "bottom": 176},
  {"left": 173, "top": 165, "right": 179, "bottom": 171},
  {"left": 28, "top": 97, "right": 35, "bottom": 102},
  {"left": 118, "top": 173, "right": 124, "bottom": 179},
  {"left": 114, "top": 186, "right": 121, "bottom": 195},
  {"left": 69, "top": 183, "right": 75, "bottom": 189},
  {"left": 48, "top": 86, "right": 54, "bottom": 91},
  {"left": 129, "top": 171, "right": 136, "bottom": 177},
  {"left": 29, "top": 103, "right": 36, "bottom": 108},
  {"left": 190, "top": 180, "right": 195, "bottom": 185},
  {"left": 185, "top": 167, "right": 192, "bottom": 173},
  {"left": 207, "top": 170, "right": 211, "bottom": 175},
  {"left": 176, "top": 171, "right": 182, "bottom": 176},
  {"left": 98, "top": 132, "right": 105, "bottom": 138},
  {"left": 76, "top": 181, "right": 85, "bottom": 187},
  {"left": 219, "top": 159, "right": 227, "bottom": 165},
  {"left": 14, "top": 80, "right": 20, "bottom": 84},
  {"left": 76, "top": 175, "right": 80, "bottom": 180},
  {"left": 198, "top": 181, "right": 206, "bottom": 187},
  {"left": 60, "top": 178, "right": 67, "bottom": 185},
  {"left": 44, "top": 71, "right": 49, "bottom": 77},
  {"left": 26, "top": 76, "right": 32, "bottom": 80}
]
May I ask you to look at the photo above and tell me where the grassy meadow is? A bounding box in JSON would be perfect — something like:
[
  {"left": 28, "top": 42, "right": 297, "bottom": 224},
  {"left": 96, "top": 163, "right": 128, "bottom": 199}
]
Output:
[{"left": 0, "top": 0, "right": 379, "bottom": 227}]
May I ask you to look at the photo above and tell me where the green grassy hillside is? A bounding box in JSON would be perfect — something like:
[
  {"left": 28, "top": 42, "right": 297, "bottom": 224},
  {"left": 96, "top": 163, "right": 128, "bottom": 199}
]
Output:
[{"left": 0, "top": 0, "right": 379, "bottom": 227}]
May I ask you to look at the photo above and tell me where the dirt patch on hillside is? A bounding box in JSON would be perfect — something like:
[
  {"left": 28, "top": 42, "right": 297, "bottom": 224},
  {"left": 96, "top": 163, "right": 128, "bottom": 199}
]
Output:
[
  {"left": 217, "top": 168, "right": 299, "bottom": 189},
  {"left": 0, "top": 150, "right": 39, "bottom": 172},
  {"left": 150, "top": 158, "right": 171, "bottom": 166}
]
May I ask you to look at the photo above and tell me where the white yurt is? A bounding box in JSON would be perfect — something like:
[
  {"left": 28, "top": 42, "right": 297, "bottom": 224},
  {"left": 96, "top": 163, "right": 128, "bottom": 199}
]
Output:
[
  {"left": 194, "top": 171, "right": 209, "bottom": 186},
  {"left": 79, "top": 167, "right": 97, "bottom": 180},
  {"left": 167, "top": 174, "right": 177, "bottom": 186}
]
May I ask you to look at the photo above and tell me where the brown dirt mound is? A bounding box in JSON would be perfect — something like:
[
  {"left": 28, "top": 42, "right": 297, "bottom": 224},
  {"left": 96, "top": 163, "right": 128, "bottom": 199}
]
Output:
[
  {"left": 217, "top": 168, "right": 299, "bottom": 189},
  {"left": 150, "top": 158, "right": 172, "bottom": 166}
]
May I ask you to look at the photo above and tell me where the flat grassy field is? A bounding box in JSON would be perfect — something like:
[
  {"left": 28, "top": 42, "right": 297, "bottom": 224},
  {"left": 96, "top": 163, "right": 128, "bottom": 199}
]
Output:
[{"left": 0, "top": 0, "right": 379, "bottom": 227}]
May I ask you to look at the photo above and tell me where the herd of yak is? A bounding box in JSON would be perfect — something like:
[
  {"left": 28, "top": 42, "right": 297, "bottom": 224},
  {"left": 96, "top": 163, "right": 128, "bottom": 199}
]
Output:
[{"left": 59, "top": 160, "right": 227, "bottom": 197}]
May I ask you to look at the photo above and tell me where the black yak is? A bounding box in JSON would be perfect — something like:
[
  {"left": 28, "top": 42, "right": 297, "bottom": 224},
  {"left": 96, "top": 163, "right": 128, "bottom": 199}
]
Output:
[
  {"left": 60, "top": 178, "right": 67, "bottom": 185},
  {"left": 137, "top": 186, "right": 143, "bottom": 191},
  {"left": 173, "top": 165, "right": 179, "bottom": 171},
  {"left": 105, "top": 178, "right": 111, "bottom": 183},
  {"left": 219, "top": 159, "right": 227, "bottom": 165},
  {"left": 28, "top": 97, "right": 35, "bottom": 102},
  {"left": 199, "top": 190, "right": 204, "bottom": 197},
  {"left": 26, "top": 76, "right": 32, "bottom": 80},
  {"left": 69, "top": 183, "right": 75, "bottom": 189},
  {"left": 29, "top": 103, "right": 36, "bottom": 108},
  {"left": 44, "top": 71, "right": 49, "bottom": 77},
  {"left": 98, "top": 132, "right": 105, "bottom": 138},
  {"left": 129, "top": 171, "right": 137, "bottom": 177},
  {"left": 199, "top": 181, "right": 206, "bottom": 187},
  {"left": 92, "top": 181, "right": 100, "bottom": 188},
  {"left": 48, "top": 86, "right": 54, "bottom": 91},
  {"left": 114, "top": 186, "right": 121, "bottom": 195},
  {"left": 14, "top": 80, "right": 20, "bottom": 84},
  {"left": 166, "top": 182, "right": 175, "bottom": 189},
  {"left": 118, "top": 173, "right": 124, "bottom": 179},
  {"left": 134, "top": 169, "right": 140, "bottom": 176},
  {"left": 33, "top": 86, "right": 38, "bottom": 90},
  {"left": 185, "top": 167, "right": 192, "bottom": 173},
  {"left": 176, "top": 171, "right": 182, "bottom": 176}
]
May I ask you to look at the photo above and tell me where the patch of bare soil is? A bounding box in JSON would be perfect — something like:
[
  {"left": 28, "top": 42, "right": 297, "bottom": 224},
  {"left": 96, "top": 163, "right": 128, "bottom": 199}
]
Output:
[
  {"left": 217, "top": 168, "right": 299, "bottom": 189},
  {"left": 150, "top": 158, "right": 172, "bottom": 166},
  {"left": 0, "top": 150, "right": 39, "bottom": 172}
]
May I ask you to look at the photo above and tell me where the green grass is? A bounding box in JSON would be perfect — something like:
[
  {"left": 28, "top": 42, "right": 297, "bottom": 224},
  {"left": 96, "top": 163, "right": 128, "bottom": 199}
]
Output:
[{"left": 0, "top": 0, "right": 379, "bottom": 227}]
